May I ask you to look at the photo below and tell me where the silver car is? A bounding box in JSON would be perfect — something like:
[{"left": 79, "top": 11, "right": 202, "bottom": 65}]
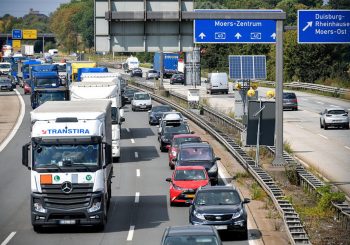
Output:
[
  {"left": 320, "top": 107, "right": 349, "bottom": 129},
  {"left": 146, "top": 69, "right": 159, "bottom": 80}
]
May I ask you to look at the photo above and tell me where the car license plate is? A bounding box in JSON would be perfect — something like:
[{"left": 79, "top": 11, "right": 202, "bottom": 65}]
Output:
[
  {"left": 59, "top": 220, "right": 76, "bottom": 225},
  {"left": 214, "top": 225, "right": 227, "bottom": 230},
  {"left": 140, "top": 105, "right": 146, "bottom": 108},
  {"left": 186, "top": 194, "right": 195, "bottom": 198}
]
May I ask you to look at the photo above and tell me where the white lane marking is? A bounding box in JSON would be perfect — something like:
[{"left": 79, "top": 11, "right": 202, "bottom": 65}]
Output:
[
  {"left": 345, "top": 146, "right": 350, "bottom": 151},
  {"left": 1, "top": 232, "right": 16, "bottom": 245},
  {"left": 0, "top": 90, "right": 25, "bottom": 152},
  {"left": 330, "top": 104, "right": 338, "bottom": 107},
  {"left": 297, "top": 125, "right": 304, "bottom": 129},
  {"left": 135, "top": 192, "right": 140, "bottom": 203},
  {"left": 131, "top": 139, "right": 135, "bottom": 144},
  {"left": 126, "top": 128, "right": 130, "bottom": 133},
  {"left": 317, "top": 101, "right": 324, "bottom": 105},
  {"left": 136, "top": 169, "right": 140, "bottom": 177},
  {"left": 318, "top": 134, "right": 328, "bottom": 140},
  {"left": 301, "top": 98, "right": 309, "bottom": 101},
  {"left": 126, "top": 225, "right": 135, "bottom": 241},
  {"left": 135, "top": 152, "right": 139, "bottom": 158}
]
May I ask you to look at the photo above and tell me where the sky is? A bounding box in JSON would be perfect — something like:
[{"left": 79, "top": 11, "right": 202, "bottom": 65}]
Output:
[{"left": 0, "top": 0, "right": 71, "bottom": 18}]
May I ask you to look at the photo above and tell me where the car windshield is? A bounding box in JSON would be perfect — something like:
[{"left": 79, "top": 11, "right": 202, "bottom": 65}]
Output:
[
  {"left": 164, "top": 124, "right": 189, "bottom": 134},
  {"left": 149, "top": 70, "right": 157, "bottom": 73},
  {"left": 0, "top": 64, "right": 10, "bottom": 68},
  {"left": 0, "top": 79, "right": 11, "bottom": 84},
  {"left": 174, "top": 137, "right": 201, "bottom": 147},
  {"left": 195, "top": 190, "right": 241, "bottom": 206},
  {"left": 152, "top": 106, "right": 171, "bottom": 113},
  {"left": 179, "top": 147, "right": 212, "bottom": 161},
  {"left": 134, "top": 93, "right": 150, "bottom": 100},
  {"left": 164, "top": 235, "right": 219, "bottom": 245},
  {"left": 174, "top": 169, "right": 206, "bottom": 181},
  {"left": 283, "top": 93, "right": 296, "bottom": 99},
  {"left": 33, "top": 143, "right": 100, "bottom": 169},
  {"left": 328, "top": 110, "right": 346, "bottom": 115}
]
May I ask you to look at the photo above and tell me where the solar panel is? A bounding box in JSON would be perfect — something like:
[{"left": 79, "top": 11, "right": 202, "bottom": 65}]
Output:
[{"left": 229, "top": 55, "right": 266, "bottom": 80}]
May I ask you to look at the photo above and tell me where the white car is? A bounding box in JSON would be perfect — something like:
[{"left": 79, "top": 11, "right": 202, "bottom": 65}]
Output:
[
  {"left": 320, "top": 107, "right": 349, "bottom": 129},
  {"left": 131, "top": 92, "right": 152, "bottom": 111}
]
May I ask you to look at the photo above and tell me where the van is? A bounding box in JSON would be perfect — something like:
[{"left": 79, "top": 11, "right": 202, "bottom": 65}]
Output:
[
  {"left": 48, "top": 49, "right": 58, "bottom": 56},
  {"left": 206, "top": 72, "right": 229, "bottom": 94}
]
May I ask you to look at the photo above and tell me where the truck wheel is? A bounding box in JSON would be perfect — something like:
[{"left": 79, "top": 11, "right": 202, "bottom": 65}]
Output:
[
  {"left": 114, "top": 157, "right": 120, "bottom": 163},
  {"left": 107, "top": 185, "right": 111, "bottom": 211}
]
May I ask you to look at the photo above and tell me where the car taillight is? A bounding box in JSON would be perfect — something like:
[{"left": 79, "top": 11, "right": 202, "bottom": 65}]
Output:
[{"left": 292, "top": 99, "right": 297, "bottom": 103}]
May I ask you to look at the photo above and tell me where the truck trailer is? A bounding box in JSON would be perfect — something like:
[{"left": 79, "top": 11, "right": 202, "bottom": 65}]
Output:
[
  {"left": 153, "top": 52, "right": 179, "bottom": 78},
  {"left": 22, "top": 100, "right": 113, "bottom": 231}
]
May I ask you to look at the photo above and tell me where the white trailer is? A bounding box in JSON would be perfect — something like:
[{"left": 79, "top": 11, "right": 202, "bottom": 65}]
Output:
[
  {"left": 22, "top": 100, "right": 113, "bottom": 231},
  {"left": 70, "top": 73, "right": 124, "bottom": 161},
  {"left": 21, "top": 45, "right": 34, "bottom": 56}
]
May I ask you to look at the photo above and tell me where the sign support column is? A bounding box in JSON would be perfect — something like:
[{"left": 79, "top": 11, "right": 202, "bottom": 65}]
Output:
[{"left": 273, "top": 20, "right": 285, "bottom": 165}]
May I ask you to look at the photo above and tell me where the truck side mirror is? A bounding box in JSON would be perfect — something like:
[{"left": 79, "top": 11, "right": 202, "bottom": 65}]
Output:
[
  {"left": 120, "top": 117, "right": 125, "bottom": 123},
  {"left": 22, "top": 143, "right": 30, "bottom": 169}
]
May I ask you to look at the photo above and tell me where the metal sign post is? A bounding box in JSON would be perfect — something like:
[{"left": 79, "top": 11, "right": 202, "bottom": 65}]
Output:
[{"left": 253, "top": 99, "right": 265, "bottom": 167}]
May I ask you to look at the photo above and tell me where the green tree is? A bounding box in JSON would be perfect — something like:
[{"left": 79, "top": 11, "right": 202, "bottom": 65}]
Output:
[{"left": 328, "top": 0, "right": 350, "bottom": 9}]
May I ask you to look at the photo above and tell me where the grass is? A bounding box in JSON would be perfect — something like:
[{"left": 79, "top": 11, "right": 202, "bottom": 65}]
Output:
[
  {"left": 283, "top": 140, "right": 293, "bottom": 154},
  {"left": 251, "top": 182, "right": 267, "bottom": 201}
]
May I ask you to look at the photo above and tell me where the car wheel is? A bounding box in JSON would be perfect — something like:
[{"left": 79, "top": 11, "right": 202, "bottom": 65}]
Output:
[
  {"left": 346, "top": 124, "right": 349, "bottom": 130},
  {"left": 324, "top": 124, "right": 328, "bottom": 130},
  {"left": 33, "top": 225, "right": 42, "bottom": 233},
  {"left": 320, "top": 120, "right": 324, "bottom": 128},
  {"left": 169, "top": 162, "right": 174, "bottom": 170}
]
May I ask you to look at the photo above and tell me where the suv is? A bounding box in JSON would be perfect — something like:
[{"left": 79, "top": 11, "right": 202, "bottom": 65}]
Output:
[
  {"left": 189, "top": 186, "right": 250, "bottom": 239},
  {"left": 131, "top": 92, "right": 152, "bottom": 111},
  {"left": 283, "top": 92, "right": 298, "bottom": 111},
  {"left": 173, "top": 142, "right": 220, "bottom": 185},
  {"left": 320, "top": 107, "right": 349, "bottom": 129},
  {"left": 170, "top": 73, "right": 185, "bottom": 85}
]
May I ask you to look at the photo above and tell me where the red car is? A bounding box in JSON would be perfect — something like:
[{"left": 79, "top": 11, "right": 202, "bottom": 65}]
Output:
[
  {"left": 166, "top": 166, "right": 209, "bottom": 205},
  {"left": 167, "top": 134, "right": 201, "bottom": 169},
  {"left": 23, "top": 82, "right": 31, "bottom": 95}
]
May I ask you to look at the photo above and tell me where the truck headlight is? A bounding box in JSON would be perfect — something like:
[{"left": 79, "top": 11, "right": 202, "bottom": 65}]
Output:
[
  {"left": 88, "top": 198, "right": 102, "bottom": 213},
  {"left": 33, "top": 201, "right": 47, "bottom": 213},
  {"left": 193, "top": 210, "right": 205, "bottom": 220},
  {"left": 208, "top": 163, "right": 218, "bottom": 174}
]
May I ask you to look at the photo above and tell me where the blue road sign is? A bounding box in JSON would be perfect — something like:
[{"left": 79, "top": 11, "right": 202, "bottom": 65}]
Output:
[
  {"left": 298, "top": 10, "right": 350, "bottom": 44},
  {"left": 12, "top": 29, "right": 22, "bottom": 39},
  {"left": 194, "top": 19, "right": 277, "bottom": 43}
]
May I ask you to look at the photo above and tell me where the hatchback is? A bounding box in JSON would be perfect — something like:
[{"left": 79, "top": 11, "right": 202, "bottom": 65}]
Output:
[
  {"left": 130, "top": 68, "right": 143, "bottom": 77},
  {"left": 283, "top": 92, "right": 298, "bottom": 111},
  {"left": 146, "top": 69, "right": 159, "bottom": 80},
  {"left": 170, "top": 74, "right": 185, "bottom": 85},
  {"left": 189, "top": 186, "right": 250, "bottom": 239},
  {"left": 320, "top": 107, "right": 349, "bottom": 129}
]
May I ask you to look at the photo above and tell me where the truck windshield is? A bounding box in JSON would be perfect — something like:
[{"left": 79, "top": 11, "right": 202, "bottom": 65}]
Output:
[
  {"left": 23, "top": 65, "right": 29, "bottom": 73},
  {"left": 37, "top": 91, "right": 66, "bottom": 105},
  {"left": 33, "top": 143, "right": 100, "bottom": 169},
  {"left": 36, "top": 78, "right": 59, "bottom": 87}
]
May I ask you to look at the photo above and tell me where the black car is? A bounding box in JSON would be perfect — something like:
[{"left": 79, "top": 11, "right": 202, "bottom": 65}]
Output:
[
  {"left": 159, "top": 121, "right": 191, "bottom": 152},
  {"left": 161, "top": 225, "right": 222, "bottom": 245},
  {"left": 283, "top": 92, "right": 298, "bottom": 111},
  {"left": 189, "top": 186, "right": 250, "bottom": 239},
  {"left": 148, "top": 105, "right": 172, "bottom": 125},
  {"left": 0, "top": 77, "right": 15, "bottom": 91},
  {"left": 130, "top": 68, "right": 143, "bottom": 77},
  {"left": 170, "top": 73, "right": 185, "bottom": 85},
  {"left": 174, "top": 142, "right": 220, "bottom": 184},
  {"left": 122, "top": 87, "right": 137, "bottom": 104}
]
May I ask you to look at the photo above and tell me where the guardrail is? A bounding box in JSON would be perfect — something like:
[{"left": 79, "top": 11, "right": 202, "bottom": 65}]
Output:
[{"left": 258, "top": 81, "right": 350, "bottom": 97}]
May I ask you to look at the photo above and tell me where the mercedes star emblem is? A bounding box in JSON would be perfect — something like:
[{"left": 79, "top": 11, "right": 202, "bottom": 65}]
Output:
[{"left": 61, "top": 181, "right": 73, "bottom": 194}]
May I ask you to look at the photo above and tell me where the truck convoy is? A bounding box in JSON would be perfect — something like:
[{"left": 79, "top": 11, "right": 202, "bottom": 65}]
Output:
[
  {"left": 22, "top": 100, "right": 113, "bottom": 231},
  {"left": 153, "top": 52, "right": 179, "bottom": 78},
  {"left": 29, "top": 64, "right": 69, "bottom": 109},
  {"left": 18, "top": 59, "right": 42, "bottom": 83},
  {"left": 70, "top": 72, "right": 124, "bottom": 161}
]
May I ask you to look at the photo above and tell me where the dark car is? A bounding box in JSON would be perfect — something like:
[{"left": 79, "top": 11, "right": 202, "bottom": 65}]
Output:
[
  {"left": 0, "top": 77, "right": 14, "bottom": 91},
  {"left": 161, "top": 225, "right": 222, "bottom": 245},
  {"left": 130, "top": 68, "right": 143, "bottom": 77},
  {"left": 189, "top": 186, "right": 250, "bottom": 239},
  {"left": 174, "top": 142, "right": 220, "bottom": 185},
  {"left": 122, "top": 87, "right": 138, "bottom": 104},
  {"left": 148, "top": 105, "right": 172, "bottom": 125},
  {"left": 159, "top": 121, "right": 191, "bottom": 152},
  {"left": 283, "top": 92, "right": 298, "bottom": 111},
  {"left": 170, "top": 73, "right": 185, "bottom": 85}
]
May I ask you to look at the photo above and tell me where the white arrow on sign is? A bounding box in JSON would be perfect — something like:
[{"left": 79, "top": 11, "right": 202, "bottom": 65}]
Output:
[
  {"left": 271, "top": 33, "right": 276, "bottom": 39},
  {"left": 302, "top": 21, "right": 313, "bottom": 31},
  {"left": 235, "top": 33, "right": 242, "bottom": 39},
  {"left": 198, "top": 32, "right": 206, "bottom": 39}
]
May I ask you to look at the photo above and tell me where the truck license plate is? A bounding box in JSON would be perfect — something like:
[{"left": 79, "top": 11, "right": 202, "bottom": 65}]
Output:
[{"left": 59, "top": 220, "right": 76, "bottom": 225}]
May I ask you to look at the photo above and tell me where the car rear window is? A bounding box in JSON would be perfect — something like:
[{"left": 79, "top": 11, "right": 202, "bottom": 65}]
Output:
[
  {"left": 179, "top": 146, "right": 212, "bottom": 161},
  {"left": 174, "top": 137, "right": 201, "bottom": 147},
  {"left": 328, "top": 110, "right": 346, "bottom": 115},
  {"left": 174, "top": 169, "right": 206, "bottom": 180},
  {"left": 283, "top": 93, "right": 296, "bottom": 99}
]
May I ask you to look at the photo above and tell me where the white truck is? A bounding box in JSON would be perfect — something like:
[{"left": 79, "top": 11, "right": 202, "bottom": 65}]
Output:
[
  {"left": 22, "top": 100, "right": 113, "bottom": 231},
  {"left": 123, "top": 56, "right": 139, "bottom": 72},
  {"left": 21, "top": 45, "right": 34, "bottom": 56},
  {"left": 70, "top": 72, "right": 124, "bottom": 162}
]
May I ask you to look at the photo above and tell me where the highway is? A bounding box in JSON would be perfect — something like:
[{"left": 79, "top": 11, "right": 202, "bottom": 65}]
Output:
[{"left": 0, "top": 91, "right": 275, "bottom": 245}]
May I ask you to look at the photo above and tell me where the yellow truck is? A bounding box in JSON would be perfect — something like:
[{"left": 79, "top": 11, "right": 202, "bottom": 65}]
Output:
[{"left": 66, "top": 61, "right": 96, "bottom": 84}]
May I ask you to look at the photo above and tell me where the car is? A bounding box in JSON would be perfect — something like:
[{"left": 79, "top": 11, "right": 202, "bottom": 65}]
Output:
[
  {"left": 23, "top": 81, "right": 32, "bottom": 95},
  {"left": 173, "top": 142, "right": 220, "bottom": 185},
  {"left": 189, "top": 186, "right": 250, "bottom": 239},
  {"left": 0, "top": 77, "right": 14, "bottom": 91},
  {"left": 146, "top": 69, "right": 159, "bottom": 80},
  {"left": 158, "top": 112, "right": 186, "bottom": 134},
  {"left": 122, "top": 87, "right": 138, "bottom": 104},
  {"left": 283, "top": 92, "right": 298, "bottom": 111},
  {"left": 166, "top": 166, "right": 210, "bottom": 205},
  {"left": 167, "top": 134, "right": 202, "bottom": 169},
  {"left": 320, "top": 107, "right": 349, "bottom": 129},
  {"left": 130, "top": 68, "right": 143, "bottom": 77},
  {"left": 159, "top": 121, "right": 191, "bottom": 152},
  {"left": 148, "top": 105, "right": 172, "bottom": 125},
  {"left": 161, "top": 225, "right": 222, "bottom": 245},
  {"left": 170, "top": 73, "right": 185, "bottom": 85},
  {"left": 131, "top": 92, "right": 152, "bottom": 111},
  {"left": 0, "top": 62, "right": 11, "bottom": 75}
]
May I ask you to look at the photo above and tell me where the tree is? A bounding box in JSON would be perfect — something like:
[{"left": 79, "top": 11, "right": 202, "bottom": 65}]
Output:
[{"left": 328, "top": 0, "right": 350, "bottom": 9}]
